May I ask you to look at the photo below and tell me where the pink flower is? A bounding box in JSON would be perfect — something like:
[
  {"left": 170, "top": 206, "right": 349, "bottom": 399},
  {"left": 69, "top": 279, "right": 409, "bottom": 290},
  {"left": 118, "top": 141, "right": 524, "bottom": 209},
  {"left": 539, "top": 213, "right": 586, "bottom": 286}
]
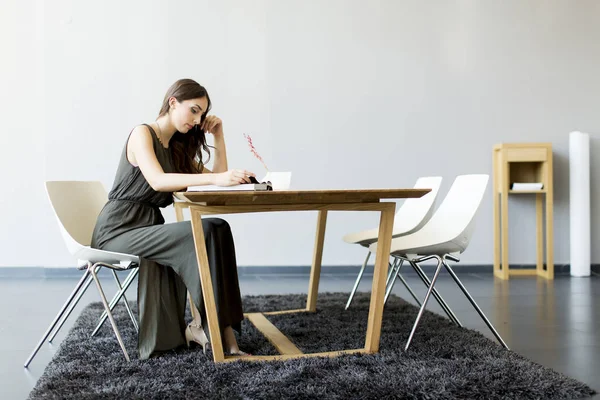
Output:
[{"left": 244, "top": 133, "right": 269, "bottom": 171}]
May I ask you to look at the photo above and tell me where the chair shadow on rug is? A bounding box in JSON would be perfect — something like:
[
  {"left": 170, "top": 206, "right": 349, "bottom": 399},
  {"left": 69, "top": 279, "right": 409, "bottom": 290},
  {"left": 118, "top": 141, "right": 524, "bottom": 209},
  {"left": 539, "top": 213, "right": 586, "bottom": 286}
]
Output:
[{"left": 28, "top": 293, "right": 596, "bottom": 400}]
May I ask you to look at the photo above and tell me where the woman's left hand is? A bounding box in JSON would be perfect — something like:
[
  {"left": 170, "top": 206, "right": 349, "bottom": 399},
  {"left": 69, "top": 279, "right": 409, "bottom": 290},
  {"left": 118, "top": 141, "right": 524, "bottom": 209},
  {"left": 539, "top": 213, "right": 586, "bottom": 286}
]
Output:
[{"left": 201, "top": 115, "right": 223, "bottom": 137}]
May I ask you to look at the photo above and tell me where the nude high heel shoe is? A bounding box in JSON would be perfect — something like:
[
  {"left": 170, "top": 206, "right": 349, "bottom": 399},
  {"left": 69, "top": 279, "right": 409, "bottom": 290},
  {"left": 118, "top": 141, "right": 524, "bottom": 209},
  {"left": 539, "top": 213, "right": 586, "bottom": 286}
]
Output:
[
  {"left": 185, "top": 323, "right": 210, "bottom": 354},
  {"left": 225, "top": 349, "right": 251, "bottom": 357}
]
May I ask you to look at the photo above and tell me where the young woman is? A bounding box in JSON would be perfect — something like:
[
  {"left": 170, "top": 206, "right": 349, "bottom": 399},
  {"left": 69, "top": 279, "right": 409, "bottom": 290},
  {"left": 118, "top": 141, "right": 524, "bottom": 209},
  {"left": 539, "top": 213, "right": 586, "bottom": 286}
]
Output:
[{"left": 91, "top": 78, "right": 255, "bottom": 359}]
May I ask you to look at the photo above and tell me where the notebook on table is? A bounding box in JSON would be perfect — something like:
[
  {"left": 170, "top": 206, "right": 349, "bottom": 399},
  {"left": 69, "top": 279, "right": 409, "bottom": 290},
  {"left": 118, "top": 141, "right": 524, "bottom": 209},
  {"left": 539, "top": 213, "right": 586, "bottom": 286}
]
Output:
[{"left": 187, "top": 176, "right": 273, "bottom": 192}]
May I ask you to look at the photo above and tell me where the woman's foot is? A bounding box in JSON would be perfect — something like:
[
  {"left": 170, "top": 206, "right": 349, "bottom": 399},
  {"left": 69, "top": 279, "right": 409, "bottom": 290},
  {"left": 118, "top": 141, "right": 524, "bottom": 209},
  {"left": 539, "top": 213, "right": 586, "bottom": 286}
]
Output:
[
  {"left": 185, "top": 323, "right": 210, "bottom": 354},
  {"left": 223, "top": 326, "right": 250, "bottom": 356}
]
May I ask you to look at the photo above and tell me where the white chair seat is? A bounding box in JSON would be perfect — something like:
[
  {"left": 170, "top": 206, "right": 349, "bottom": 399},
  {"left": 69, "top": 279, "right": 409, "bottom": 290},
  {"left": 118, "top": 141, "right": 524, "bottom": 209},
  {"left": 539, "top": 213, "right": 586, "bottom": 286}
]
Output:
[
  {"left": 343, "top": 176, "right": 443, "bottom": 309},
  {"left": 342, "top": 227, "right": 384, "bottom": 247},
  {"left": 370, "top": 174, "right": 484, "bottom": 257},
  {"left": 344, "top": 176, "right": 442, "bottom": 244},
  {"left": 74, "top": 247, "right": 139, "bottom": 268},
  {"left": 370, "top": 228, "right": 470, "bottom": 256}
]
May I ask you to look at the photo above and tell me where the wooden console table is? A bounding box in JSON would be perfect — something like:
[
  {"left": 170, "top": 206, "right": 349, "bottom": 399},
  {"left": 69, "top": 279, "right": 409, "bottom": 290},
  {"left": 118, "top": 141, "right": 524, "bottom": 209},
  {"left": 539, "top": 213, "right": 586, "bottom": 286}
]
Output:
[{"left": 492, "top": 143, "right": 554, "bottom": 280}]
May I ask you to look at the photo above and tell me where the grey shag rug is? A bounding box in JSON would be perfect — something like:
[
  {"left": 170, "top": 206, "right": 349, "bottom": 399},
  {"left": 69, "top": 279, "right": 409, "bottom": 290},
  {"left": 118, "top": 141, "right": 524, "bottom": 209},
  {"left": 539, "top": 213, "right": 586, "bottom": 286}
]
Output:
[{"left": 29, "top": 293, "right": 596, "bottom": 400}]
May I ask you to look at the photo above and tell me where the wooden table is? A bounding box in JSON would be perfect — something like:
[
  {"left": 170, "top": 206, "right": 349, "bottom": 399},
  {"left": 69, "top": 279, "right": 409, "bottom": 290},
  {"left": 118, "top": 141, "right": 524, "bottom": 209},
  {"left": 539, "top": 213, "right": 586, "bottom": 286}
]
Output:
[{"left": 173, "top": 188, "right": 430, "bottom": 362}]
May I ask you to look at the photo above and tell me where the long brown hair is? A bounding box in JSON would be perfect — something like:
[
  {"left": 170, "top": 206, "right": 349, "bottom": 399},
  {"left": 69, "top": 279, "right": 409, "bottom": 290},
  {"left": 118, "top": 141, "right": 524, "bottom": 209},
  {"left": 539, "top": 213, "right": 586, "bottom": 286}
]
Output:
[{"left": 158, "top": 79, "right": 212, "bottom": 173}]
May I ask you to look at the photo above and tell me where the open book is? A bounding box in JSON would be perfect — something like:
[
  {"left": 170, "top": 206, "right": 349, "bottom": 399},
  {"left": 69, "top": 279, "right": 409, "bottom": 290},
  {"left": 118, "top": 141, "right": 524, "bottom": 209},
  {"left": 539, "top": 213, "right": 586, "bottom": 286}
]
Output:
[{"left": 187, "top": 176, "right": 273, "bottom": 192}]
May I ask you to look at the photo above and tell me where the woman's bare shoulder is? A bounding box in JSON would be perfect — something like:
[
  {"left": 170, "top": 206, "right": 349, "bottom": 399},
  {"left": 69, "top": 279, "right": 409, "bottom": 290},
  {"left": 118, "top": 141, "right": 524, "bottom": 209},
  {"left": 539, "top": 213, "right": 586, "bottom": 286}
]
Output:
[{"left": 131, "top": 123, "right": 152, "bottom": 135}]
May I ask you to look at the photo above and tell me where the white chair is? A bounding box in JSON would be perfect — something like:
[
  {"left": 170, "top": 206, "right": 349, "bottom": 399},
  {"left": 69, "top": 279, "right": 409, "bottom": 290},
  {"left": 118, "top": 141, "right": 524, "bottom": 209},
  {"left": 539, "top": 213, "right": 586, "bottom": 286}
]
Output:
[
  {"left": 343, "top": 176, "right": 443, "bottom": 309},
  {"left": 370, "top": 174, "right": 509, "bottom": 351},
  {"left": 24, "top": 181, "right": 139, "bottom": 367}
]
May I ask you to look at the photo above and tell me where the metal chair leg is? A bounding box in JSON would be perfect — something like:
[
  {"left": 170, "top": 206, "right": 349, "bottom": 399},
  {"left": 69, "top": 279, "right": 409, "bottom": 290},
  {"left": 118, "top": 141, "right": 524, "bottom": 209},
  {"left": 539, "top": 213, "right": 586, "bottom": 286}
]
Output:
[
  {"left": 24, "top": 268, "right": 91, "bottom": 368},
  {"left": 384, "top": 259, "right": 402, "bottom": 303},
  {"left": 345, "top": 251, "right": 371, "bottom": 310},
  {"left": 385, "top": 258, "right": 399, "bottom": 288},
  {"left": 384, "top": 259, "right": 422, "bottom": 306},
  {"left": 442, "top": 259, "right": 509, "bottom": 350},
  {"left": 48, "top": 266, "right": 101, "bottom": 342},
  {"left": 111, "top": 270, "right": 138, "bottom": 333},
  {"left": 405, "top": 256, "right": 444, "bottom": 351},
  {"left": 91, "top": 268, "right": 138, "bottom": 337},
  {"left": 89, "top": 264, "right": 130, "bottom": 362},
  {"left": 382, "top": 259, "right": 398, "bottom": 300},
  {"left": 409, "top": 260, "right": 462, "bottom": 327},
  {"left": 395, "top": 273, "right": 422, "bottom": 306},
  {"left": 97, "top": 269, "right": 138, "bottom": 322}
]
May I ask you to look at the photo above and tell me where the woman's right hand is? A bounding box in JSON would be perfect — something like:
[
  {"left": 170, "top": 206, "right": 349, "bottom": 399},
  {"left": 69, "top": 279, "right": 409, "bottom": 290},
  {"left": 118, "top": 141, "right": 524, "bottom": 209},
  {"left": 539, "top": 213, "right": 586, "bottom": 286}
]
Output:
[{"left": 214, "top": 169, "right": 256, "bottom": 186}]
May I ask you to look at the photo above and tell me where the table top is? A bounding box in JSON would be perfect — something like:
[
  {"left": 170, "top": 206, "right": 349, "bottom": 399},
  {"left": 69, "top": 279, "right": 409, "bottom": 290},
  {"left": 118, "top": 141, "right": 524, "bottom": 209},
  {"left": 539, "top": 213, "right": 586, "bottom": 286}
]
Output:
[{"left": 174, "top": 188, "right": 430, "bottom": 206}]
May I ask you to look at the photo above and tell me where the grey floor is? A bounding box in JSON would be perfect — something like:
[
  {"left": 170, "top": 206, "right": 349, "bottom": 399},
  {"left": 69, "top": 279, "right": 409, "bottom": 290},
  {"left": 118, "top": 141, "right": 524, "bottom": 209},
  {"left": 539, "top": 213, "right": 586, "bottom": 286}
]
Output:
[{"left": 2, "top": 270, "right": 599, "bottom": 399}]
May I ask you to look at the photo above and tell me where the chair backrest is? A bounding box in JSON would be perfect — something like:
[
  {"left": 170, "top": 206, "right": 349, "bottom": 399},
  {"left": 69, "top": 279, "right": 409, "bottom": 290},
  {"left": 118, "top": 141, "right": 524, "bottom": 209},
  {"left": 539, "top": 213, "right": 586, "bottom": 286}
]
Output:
[
  {"left": 45, "top": 181, "right": 108, "bottom": 256},
  {"left": 392, "top": 176, "right": 442, "bottom": 236},
  {"left": 411, "top": 174, "right": 489, "bottom": 253}
]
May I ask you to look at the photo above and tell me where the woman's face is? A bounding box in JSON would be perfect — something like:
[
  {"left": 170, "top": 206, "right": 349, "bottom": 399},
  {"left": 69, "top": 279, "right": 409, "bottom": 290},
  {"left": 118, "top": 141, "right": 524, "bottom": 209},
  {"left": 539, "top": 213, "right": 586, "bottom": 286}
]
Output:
[{"left": 170, "top": 97, "right": 209, "bottom": 133}]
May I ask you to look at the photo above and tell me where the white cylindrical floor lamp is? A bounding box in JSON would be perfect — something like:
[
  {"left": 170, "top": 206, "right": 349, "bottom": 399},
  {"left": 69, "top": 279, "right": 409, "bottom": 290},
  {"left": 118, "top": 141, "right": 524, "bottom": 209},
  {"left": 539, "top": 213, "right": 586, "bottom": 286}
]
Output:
[{"left": 569, "top": 131, "right": 591, "bottom": 277}]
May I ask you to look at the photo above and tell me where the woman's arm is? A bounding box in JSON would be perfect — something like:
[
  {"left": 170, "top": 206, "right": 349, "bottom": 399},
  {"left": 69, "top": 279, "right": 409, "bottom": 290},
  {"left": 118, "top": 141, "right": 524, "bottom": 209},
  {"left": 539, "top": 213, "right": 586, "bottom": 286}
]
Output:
[
  {"left": 202, "top": 115, "right": 227, "bottom": 173},
  {"left": 210, "top": 135, "right": 228, "bottom": 173},
  {"left": 128, "top": 125, "right": 253, "bottom": 192}
]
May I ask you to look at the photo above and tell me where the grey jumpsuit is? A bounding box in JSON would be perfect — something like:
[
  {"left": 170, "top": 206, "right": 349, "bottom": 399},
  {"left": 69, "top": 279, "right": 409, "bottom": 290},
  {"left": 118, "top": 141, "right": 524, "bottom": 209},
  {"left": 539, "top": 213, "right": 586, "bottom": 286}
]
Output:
[{"left": 91, "top": 124, "right": 243, "bottom": 359}]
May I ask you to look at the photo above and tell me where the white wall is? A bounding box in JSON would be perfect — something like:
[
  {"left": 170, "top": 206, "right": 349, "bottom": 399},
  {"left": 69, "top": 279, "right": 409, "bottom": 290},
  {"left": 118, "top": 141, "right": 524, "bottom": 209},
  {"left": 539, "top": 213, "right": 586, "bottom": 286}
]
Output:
[{"left": 2, "top": 0, "right": 600, "bottom": 268}]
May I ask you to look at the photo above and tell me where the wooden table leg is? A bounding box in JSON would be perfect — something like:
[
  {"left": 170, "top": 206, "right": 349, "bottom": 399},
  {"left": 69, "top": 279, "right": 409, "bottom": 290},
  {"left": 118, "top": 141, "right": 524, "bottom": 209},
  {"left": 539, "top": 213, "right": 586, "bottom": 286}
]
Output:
[
  {"left": 190, "top": 207, "right": 225, "bottom": 362},
  {"left": 499, "top": 161, "right": 510, "bottom": 280},
  {"left": 174, "top": 203, "right": 185, "bottom": 222},
  {"left": 536, "top": 193, "right": 544, "bottom": 277},
  {"left": 365, "top": 203, "right": 395, "bottom": 352},
  {"left": 545, "top": 157, "right": 554, "bottom": 279},
  {"left": 174, "top": 204, "right": 200, "bottom": 322},
  {"left": 306, "top": 210, "right": 327, "bottom": 312},
  {"left": 493, "top": 150, "right": 501, "bottom": 278}
]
